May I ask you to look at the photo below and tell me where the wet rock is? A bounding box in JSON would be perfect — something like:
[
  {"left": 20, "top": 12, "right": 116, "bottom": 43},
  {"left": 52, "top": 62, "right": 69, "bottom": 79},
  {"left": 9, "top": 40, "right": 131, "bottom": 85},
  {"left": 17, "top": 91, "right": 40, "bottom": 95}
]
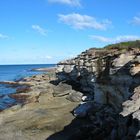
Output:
[
  {"left": 10, "top": 94, "right": 30, "bottom": 103},
  {"left": 16, "top": 85, "right": 31, "bottom": 93}
]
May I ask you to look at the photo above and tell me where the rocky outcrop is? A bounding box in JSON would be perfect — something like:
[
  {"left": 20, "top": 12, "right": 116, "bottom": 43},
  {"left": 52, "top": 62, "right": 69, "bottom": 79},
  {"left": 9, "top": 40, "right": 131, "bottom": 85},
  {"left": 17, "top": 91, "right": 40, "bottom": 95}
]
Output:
[
  {"left": 55, "top": 47, "right": 140, "bottom": 139},
  {"left": 56, "top": 48, "right": 140, "bottom": 107},
  {"left": 0, "top": 73, "right": 80, "bottom": 140},
  {"left": 0, "top": 44, "right": 140, "bottom": 140},
  {"left": 53, "top": 82, "right": 72, "bottom": 97}
]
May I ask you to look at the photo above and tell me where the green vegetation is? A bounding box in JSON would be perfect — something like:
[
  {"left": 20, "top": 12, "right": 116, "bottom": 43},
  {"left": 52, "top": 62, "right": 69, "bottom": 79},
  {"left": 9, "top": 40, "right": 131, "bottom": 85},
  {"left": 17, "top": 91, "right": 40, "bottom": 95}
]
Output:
[{"left": 104, "top": 40, "right": 140, "bottom": 50}]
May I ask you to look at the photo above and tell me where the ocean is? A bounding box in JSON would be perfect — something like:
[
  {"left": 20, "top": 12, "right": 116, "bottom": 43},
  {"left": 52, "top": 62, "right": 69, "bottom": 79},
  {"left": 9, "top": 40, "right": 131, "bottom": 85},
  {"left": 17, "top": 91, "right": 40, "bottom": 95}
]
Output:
[{"left": 0, "top": 64, "right": 55, "bottom": 110}]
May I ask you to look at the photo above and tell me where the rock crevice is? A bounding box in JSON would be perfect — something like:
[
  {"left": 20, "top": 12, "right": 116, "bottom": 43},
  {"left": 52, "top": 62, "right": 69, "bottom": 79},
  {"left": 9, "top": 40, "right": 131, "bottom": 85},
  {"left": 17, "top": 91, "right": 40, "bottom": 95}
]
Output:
[{"left": 55, "top": 47, "right": 140, "bottom": 139}]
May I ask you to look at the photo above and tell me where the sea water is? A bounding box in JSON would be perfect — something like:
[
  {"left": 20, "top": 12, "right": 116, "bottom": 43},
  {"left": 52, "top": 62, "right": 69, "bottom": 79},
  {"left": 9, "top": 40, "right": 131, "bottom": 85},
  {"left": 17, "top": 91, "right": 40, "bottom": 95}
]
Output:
[{"left": 0, "top": 64, "right": 55, "bottom": 109}]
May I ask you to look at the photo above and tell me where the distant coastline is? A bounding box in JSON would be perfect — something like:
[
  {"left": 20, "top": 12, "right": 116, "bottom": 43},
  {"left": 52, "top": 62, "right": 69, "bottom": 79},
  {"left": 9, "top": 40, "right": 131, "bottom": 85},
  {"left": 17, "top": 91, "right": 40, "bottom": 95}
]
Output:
[{"left": 31, "top": 66, "right": 56, "bottom": 72}]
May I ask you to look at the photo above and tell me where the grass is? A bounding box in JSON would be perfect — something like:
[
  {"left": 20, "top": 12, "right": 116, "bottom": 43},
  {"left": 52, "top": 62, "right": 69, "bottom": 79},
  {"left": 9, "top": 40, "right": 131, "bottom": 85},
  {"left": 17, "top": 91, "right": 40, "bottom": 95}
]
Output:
[{"left": 104, "top": 40, "right": 140, "bottom": 50}]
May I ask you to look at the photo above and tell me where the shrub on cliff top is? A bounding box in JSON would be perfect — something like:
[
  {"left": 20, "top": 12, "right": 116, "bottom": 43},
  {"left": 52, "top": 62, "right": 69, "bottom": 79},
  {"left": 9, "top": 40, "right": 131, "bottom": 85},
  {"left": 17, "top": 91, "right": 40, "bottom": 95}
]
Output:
[{"left": 104, "top": 40, "right": 140, "bottom": 50}]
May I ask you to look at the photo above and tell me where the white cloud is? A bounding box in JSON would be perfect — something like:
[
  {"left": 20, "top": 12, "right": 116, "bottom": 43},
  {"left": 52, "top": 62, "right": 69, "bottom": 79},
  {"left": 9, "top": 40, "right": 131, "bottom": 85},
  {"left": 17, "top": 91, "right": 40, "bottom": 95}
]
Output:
[
  {"left": 90, "top": 35, "right": 112, "bottom": 43},
  {"left": 131, "top": 16, "right": 140, "bottom": 25},
  {"left": 58, "top": 13, "right": 112, "bottom": 30},
  {"left": 0, "top": 33, "right": 9, "bottom": 39},
  {"left": 90, "top": 35, "right": 140, "bottom": 43},
  {"left": 40, "top": 55, "right": 53, "bottom": 59},
  {"left": 48, "top": 0, "right": 81, "bottom": 6},
  {"left": 45, "top": 55, "right": 53, "bottom": 59},
  {"left": 32, "top": 25, "right": 47, "bottom": 36}
]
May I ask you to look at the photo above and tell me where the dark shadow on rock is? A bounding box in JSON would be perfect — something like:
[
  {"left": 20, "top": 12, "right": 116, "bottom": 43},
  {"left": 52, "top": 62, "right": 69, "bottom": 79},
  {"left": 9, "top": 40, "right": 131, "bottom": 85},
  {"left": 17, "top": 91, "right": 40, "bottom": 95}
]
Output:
[
  {"left": 47, "top": 58, "right": 140, "bottom": 140},
  {"left": 46, "top": 117, "right": 89, "bottom": 140},
  {"left": 46, "top": 107, "right": 140, "bottom": 140},
  {"left": 50, "top": 66, "right": 95, "bottom": 94}
]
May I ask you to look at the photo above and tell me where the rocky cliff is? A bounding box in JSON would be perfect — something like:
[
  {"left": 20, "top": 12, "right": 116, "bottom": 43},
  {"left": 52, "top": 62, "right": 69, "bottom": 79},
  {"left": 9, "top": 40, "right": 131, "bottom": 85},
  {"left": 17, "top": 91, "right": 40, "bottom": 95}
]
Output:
[
  {"left": 55, "top": 44, "right": 140, "bottom": 139},
  {"left": 0, "top": 42, "right": 140, "bottom": 140}
]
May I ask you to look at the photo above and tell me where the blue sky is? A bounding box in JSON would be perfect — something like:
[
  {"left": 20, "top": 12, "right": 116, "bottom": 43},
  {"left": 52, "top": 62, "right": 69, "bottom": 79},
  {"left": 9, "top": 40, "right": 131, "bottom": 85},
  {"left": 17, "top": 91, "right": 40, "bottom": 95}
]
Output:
[{"left": 0, "top": 0, "right": 140, "bottom": 64}]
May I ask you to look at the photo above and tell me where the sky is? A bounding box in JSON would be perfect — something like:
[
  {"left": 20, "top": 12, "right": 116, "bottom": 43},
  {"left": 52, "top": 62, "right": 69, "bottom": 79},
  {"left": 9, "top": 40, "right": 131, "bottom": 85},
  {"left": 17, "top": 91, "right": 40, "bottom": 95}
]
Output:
[{"left": 0, "top": 0, "right": 140, "bottom": 64}]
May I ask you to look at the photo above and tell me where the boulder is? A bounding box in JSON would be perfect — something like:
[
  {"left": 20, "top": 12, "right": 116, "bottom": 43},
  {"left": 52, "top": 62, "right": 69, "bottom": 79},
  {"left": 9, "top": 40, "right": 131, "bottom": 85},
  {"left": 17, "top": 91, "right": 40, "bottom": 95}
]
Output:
[
  {"left": 73, "top": 102, "right": 93, "bottom": 117},
  {"left": 112, "top": 53, "right": 135, "bottom": 67},
  {"left": 66, "top": 90, "right": 83, "bottom": 102},
  {"left": 63, "top": 65, "right": 74, "bottom": 73},
  {"left": 130, "top": 63, "right": 140, "bottom": 75},
  {"left": 120, "top": 98, "right": 140, "bottom": 117},
  {"left": 53, "top": 83, "right": 72, "bottom": 97}
]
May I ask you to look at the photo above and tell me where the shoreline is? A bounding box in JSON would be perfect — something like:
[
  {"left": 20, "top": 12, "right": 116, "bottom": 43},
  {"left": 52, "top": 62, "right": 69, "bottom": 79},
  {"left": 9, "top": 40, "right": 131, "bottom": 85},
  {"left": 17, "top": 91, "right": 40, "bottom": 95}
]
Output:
[
  {"left": 0, "top": 66, "right": 56, "bottom": 111},
  {"left": 0, "top": 46, "right": 139, "bottom": 140},
  {"left": 0, "top": 68, "right": 82, "bottom": 140}
]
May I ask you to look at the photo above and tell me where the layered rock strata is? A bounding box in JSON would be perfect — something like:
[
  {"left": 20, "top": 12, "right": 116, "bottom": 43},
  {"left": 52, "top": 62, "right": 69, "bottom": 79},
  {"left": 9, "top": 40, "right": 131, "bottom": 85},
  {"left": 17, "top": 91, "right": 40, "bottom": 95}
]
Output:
[
  {"left": 56, "top": 48, "right": 140, "bottom": 139},
  {"left": 0, "top": 47, "right": 140, "bottom": 140},
  {"left": 0, "top": 73, "right": 81, "bottom": 140}
]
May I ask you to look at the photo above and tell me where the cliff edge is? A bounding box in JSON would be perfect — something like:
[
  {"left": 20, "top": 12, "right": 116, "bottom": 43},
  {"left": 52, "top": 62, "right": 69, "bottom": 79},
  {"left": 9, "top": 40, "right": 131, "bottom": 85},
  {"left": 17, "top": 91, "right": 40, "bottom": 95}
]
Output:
[
  {"left": 55, "top": 41, "right": 140, "bottom": 139},
  {"left": 0, "top": 41, "right": 139, "bottom": 140}
]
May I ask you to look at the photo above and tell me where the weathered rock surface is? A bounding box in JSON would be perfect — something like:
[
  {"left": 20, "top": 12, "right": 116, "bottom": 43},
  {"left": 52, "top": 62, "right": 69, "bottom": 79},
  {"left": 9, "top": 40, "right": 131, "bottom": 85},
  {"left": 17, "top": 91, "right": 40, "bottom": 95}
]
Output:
[
  {"left": 66, "top": 91, "right": 83, "bottom": 102},
  {"left": 121, "top": 86, "right": 140, "bottom": 117},
  {"left": 0, "top": 73, "right": 79, "bottom": 140},
  {"left": 55, "top": 47, "right": 140, "bottom": 139},
  {"left": 0, "top": 45, "right": 140, "bottom": 140},
  {"left": 53, "top": 82, "right": 72, "bottom": 97},
  {"left": 56, "top": 48, "right": 140, "bottom": 106}
]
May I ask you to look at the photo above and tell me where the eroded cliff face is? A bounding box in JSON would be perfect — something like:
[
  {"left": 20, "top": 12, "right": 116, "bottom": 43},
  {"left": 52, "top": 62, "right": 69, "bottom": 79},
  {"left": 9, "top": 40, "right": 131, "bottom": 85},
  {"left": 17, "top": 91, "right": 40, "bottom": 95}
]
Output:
[
  {"left": 0, "top": 48, "right": 139, "bottom": 140},
  {"left": 56, "top": 48, "right": 140, "bottom": 139},
  {"left": 56, "top": 48, "right": 140, "bottom": 109}
]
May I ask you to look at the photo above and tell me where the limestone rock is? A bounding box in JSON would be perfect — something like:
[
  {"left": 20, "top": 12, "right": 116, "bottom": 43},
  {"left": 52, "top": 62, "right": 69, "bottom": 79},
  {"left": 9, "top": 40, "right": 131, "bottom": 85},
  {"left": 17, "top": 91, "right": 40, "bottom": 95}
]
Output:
[
  {"left": 63, "top": 65, "right": 74, "bottom": 73},
  {"left": 130, "top": 63, "right": 140, "bottom": 75},
  {"left": 112, "top": 53, "right": 135, "bottom": 67},
  {"left": 133, "top": 110, "right": 140, "bottom": 120}
]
